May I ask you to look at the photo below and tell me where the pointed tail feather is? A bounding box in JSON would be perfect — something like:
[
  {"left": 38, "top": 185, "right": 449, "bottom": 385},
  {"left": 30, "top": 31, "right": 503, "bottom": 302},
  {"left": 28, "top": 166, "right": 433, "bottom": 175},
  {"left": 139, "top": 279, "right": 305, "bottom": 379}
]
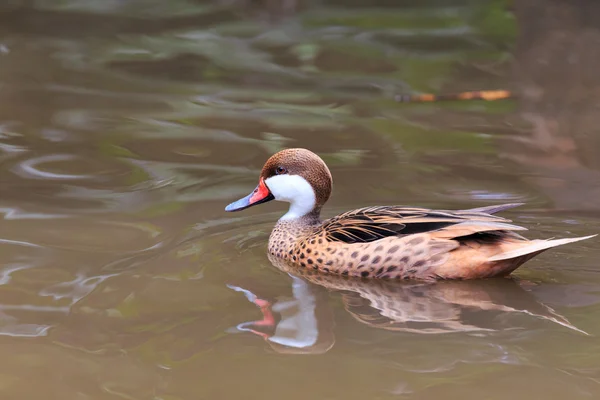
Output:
[
  {"left": 465, "top": 203, "right": 525, "bottom": 215},
  {"left": 488, "top": 234, "right": 597, "bottom": 262}
]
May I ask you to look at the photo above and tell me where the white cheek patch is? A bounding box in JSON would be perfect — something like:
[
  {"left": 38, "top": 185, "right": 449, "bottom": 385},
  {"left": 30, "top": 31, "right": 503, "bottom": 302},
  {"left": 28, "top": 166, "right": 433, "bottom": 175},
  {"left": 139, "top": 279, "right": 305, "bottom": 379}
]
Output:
[{"left": 265, "top": 175, "right": 316, "bottom": 220}]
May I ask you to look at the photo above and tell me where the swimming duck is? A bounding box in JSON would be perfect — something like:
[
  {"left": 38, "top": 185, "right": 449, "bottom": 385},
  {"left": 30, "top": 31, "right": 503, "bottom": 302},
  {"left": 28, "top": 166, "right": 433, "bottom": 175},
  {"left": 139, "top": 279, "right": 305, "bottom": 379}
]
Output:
[{"left": 225, "top": 148, "right": 595, "bottom": 281}]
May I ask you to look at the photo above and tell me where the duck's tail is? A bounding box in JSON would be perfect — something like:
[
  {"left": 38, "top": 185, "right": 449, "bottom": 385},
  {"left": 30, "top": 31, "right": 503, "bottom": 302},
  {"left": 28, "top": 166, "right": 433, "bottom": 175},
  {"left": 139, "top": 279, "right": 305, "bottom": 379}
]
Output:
[
  {"left": 465, "top": 202, "right": 524, "bottom": 215},
  {"left": 488, "top": 234, "right": 597, "bottom": 262}
]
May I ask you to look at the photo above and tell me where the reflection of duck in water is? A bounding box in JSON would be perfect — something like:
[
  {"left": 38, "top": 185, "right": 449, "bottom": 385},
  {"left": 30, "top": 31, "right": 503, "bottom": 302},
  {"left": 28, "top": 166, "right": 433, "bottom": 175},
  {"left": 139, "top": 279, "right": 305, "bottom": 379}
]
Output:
[
  {"left": 227, "top": 275, "right": 335, "bottom": 355},
  {"left": 225, "top": 148, "right": 595, "bottom": 280},
  {"left": 227, "top": 256, "right": 587, "bottom": 354}
]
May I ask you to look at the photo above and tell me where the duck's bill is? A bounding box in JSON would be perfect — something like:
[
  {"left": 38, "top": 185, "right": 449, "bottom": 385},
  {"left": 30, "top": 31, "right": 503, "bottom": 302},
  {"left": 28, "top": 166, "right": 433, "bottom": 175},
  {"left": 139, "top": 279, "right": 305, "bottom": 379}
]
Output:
[{"left": 225, "top": 178, "right": 274, "bottom": 212}]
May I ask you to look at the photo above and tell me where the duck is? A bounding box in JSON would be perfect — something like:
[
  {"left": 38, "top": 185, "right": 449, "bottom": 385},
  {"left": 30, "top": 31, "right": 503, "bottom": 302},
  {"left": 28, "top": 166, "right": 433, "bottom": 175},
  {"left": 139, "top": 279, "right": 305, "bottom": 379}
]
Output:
[{"left": 225, "top": 148, "right": 596, "bottom": 281}]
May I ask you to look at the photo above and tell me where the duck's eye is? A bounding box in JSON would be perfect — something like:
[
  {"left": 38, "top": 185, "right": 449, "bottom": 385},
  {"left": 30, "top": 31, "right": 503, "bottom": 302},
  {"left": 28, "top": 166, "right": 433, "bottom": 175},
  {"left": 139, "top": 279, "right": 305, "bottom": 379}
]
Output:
[{"left": 275, "top": 166, "right": 287, "bottom": 175}]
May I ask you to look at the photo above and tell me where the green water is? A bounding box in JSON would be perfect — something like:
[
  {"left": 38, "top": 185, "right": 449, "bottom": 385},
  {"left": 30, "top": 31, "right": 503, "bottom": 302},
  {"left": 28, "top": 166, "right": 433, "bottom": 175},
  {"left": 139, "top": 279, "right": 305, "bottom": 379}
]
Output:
[{"left": 0, "top": 0, "right": 599, "bottom": 399}]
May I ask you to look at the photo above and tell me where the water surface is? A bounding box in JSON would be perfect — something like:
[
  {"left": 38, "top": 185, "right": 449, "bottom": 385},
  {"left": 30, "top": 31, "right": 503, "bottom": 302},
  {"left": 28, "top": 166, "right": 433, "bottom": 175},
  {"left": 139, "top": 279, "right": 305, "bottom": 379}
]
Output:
[{"left": 0, "top": 0, "right": 599, "bottom": 399}]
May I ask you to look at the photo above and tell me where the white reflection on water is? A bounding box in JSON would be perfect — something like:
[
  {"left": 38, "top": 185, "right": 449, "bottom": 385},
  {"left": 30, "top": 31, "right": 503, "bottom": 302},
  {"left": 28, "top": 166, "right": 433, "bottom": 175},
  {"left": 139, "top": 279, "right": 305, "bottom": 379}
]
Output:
[
  {"left": 12, "top": 154, "right": 92, "bottom": 180},
  {"left": 0, "top": 310, "right": 51, "bottom": 337},
  {"left": 40, "top": 271, "right": 118, "bottom": 305},
  {"left": 0, "top": 207, "right": 68, "bottom": 220}
]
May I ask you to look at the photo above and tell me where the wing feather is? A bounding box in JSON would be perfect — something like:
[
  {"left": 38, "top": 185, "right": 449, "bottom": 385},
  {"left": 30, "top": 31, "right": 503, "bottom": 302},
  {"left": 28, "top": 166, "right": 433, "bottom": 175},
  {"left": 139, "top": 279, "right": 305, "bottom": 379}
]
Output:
[{"left": 320, "top": 204, "right": 525, "bottom": 244}]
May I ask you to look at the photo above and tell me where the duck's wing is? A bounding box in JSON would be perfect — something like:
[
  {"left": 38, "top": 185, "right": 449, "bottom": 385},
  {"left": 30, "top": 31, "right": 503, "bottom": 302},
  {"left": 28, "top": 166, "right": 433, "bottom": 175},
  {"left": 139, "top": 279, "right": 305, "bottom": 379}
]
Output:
[{"left": 319, "top": 204, "right": 527, "bottom": 244}]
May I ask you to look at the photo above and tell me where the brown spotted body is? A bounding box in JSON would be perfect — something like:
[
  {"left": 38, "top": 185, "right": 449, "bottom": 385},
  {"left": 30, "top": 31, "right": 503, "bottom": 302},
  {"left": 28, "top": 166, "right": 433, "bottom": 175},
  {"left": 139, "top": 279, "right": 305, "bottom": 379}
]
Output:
[
  {"left": 269, "top": 221, "right": 453, "bottom": 280},
  {"left": 226, "top": 148, "right": 596, "bottom": 281}
]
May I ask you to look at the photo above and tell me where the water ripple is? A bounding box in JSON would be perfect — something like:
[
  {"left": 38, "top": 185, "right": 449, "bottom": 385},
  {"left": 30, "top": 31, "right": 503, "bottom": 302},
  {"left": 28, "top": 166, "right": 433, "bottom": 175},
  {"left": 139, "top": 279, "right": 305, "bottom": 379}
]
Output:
[{"left": 12, "top": 154, "right": 93, "bottom": 180}]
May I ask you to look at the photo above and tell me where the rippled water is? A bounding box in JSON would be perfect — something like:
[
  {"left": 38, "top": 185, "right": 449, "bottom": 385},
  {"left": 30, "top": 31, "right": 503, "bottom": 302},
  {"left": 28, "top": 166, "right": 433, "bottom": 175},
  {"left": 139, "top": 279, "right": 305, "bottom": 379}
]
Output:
[{"left": 1, "top": 0, "right": 600, "bottom": 398}]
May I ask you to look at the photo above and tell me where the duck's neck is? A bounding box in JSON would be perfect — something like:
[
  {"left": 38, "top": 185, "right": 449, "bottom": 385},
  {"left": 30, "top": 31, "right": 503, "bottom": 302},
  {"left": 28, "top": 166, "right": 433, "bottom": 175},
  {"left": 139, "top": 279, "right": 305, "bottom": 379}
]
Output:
[
  {"left": 268, "top": 211, "right": 321, "bottom": 256},
  {"left": 280, "top": 206, "right": 321, "bottom": 222},
  {"left": 279, "top": 198, "right": 321, "bottom": 221}
]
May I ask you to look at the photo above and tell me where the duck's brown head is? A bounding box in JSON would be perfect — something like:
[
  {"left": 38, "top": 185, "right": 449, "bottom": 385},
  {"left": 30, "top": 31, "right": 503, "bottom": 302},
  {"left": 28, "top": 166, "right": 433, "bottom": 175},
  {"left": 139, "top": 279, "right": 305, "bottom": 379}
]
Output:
[{"left": 225, "top": 148, "right": 332, "bottom": 219}]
